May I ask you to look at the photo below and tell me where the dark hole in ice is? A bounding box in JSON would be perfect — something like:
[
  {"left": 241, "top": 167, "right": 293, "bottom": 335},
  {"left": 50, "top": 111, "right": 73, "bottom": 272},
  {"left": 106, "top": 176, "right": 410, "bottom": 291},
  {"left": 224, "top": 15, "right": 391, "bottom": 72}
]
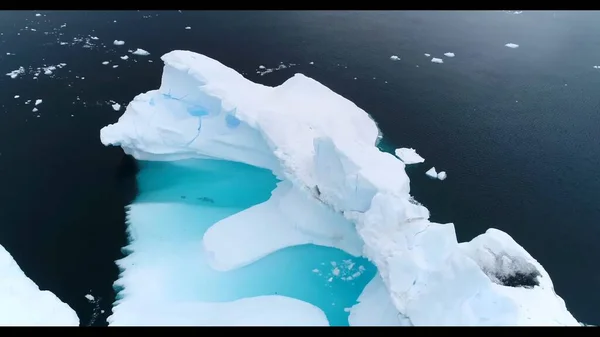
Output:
[{"left": 495, "top": 270, "right": 541, "bottom": 289}]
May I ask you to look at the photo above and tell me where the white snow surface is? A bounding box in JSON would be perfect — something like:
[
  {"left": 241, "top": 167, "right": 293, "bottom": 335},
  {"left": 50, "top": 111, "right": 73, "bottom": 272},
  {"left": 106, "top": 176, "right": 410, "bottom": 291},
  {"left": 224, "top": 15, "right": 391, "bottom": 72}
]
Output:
[
  {"left": 0, "top": 244, "right": 79, "bottom": 325},
  {"left": 394, "top": 147, "right": 425, "bottom": 165},
  {"left": 100, "top": 50, "right": 579, "bottom": 326}
]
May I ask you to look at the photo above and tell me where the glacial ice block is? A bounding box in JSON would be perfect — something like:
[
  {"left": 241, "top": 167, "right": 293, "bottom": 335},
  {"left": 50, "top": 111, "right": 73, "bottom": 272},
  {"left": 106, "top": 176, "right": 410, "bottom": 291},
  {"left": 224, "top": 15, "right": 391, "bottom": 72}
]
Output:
[
  {"left": 0, "top": 244, "right": 79, "bottom": 326},
  {"left": 203, "top": 180, "right": 363, "bottom": 271},
  {"left": 394, "top": 147, "right": 425, "bottom": 164},
  {"left": 425, "top": 167, "right": 437, "bottom": 178},
  {"left": 100, "top": 50, "right": 579, "bottom": 326},
  {"left": 349, "top": 273, "right": 411, "bottom": 326}
]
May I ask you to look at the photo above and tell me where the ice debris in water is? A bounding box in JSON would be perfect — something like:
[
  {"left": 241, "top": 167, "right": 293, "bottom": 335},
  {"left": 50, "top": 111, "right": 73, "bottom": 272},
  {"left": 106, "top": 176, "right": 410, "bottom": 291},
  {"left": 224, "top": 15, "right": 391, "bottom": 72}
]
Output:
[
  {"left": 505, "top": 43, "right": 519, "bottom": 49},
  {"left": 35, "top": 13, "right": 41, "bottom": 17},
  {"left": 14, "top": 95, "right": 20, "bottom": 99},
  {"left": 394, "top": 148, "right": 425, "bottom": 165},
  {"left": 437, "top": 171, "right": 447, "bottom": 181},
  {"left": 35, "top": 99, "right": 42, "bottom": 106},
  {"left": 131, "top": 48, "right": 150, "bottom": 56},
  {"left": 6, "top": 67, "right": 25, "bottom": 79},
  {"left": 85, "top": 294, "right": 95, "bottom": 302},
  {"left": 112, "top": 103, "right": 121, "bottom": 111},
  {"left": 425, "top": 167, "right": 438, "bottom": 178},
  {"left": 424, "top": 53, "right": 431, "bottom": 57},
  {"left": 185, "top": 26, "right": 191, "bottom": 30},
  {"left": 102, "top": 61, "right": 110, "bottom": 65},
  {"left": 390, "top": 55, "right": 400, "bottom": 61},
  {"left": 0, "top": 244, "right": 79, "bottom": 325},
  {"left": 99, "top": 50, "right": 581, "bottom": 326},
  {"left": 113, "top": 40, "right": 125, "bottom": 46},
  {"left": 444, "top": 52, "right": 455, "bottom": 57},
  {"left": 32, "top": 108, "right": 38, "bottom": 113},
  {"left": 120, "top": 55, "right": 129, "bottom": 60},
  {"left": 431, "top": 58, "right": 444, "bottom": 64}
]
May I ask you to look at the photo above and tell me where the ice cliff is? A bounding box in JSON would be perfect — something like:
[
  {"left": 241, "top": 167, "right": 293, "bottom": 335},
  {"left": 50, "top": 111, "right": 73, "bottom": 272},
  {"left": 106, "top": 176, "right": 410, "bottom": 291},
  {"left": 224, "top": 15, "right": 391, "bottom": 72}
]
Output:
[
  {"left": 100, "top": 50, "right": 579, "bottom": 326},
  {"left": 0, "top": 244, "right": 79, "bottom": 326}
]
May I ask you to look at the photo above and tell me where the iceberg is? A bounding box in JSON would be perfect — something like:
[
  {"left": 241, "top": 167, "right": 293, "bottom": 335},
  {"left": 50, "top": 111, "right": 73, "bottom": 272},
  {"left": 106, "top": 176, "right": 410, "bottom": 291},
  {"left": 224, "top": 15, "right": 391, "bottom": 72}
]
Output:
[
  {"left": 394, "top": 147, "right": 425, "bottom": 165},
  {"left": 425, "top": 166, "right": 438, "bottom": 178},
  {"left": 100, "top": 50, "right": 579, "bottom": 326},
  {"left": 0, "top": 244, "right": 79, "bottom": 326}
]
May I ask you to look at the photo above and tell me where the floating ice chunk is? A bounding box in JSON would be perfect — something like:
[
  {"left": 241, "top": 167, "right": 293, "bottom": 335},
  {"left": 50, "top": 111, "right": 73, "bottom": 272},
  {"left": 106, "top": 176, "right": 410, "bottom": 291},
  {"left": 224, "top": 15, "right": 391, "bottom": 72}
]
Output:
[
  {"left": 32, "top": 108, "right": 38, "bottom": 112},
  {"left": 424, "top": 53, "right": 430, "bottom": 57},
  {"left": 505, "top": 43, "right": 519, "bottom": 48},
  {"left": 132, "top": 48, "right": 150, "bottom": 56},
  {"left": 185, "top": 26, "right": 191, "bottom": 30},
  {"left": 425, "top": 167, "right": 437, "bottom": 178},
  {"left": 85, "top": 294, "right": 95, "bottom": 302},
  {"left": 102, "top": 61, "right": 110, "bottom": 65},
  {"left": 309, "top": 61, "right": 314, "bottom": 65},
  {"left": 30, "top": 28, "right": 37, "bottom": 32},
  {"left": 35, "top": 99, "right": 42, "bottom": 106},
  {"left": 394, "top": 148, "right": 425, "bottom": 165},
  {"left": 593, "top": 66, "right": 599, "bottom": 69},
  {"left": 113, "top": 40, "right": 125, "bottom": 46},
  {"left": 14, "top": 95, "right": 19, "bottom": 99},
  {"left": 390, "top": 55, "right": 400, "bottom": 61},
  {"left": 35, "top": 13, "right": 41, "bottom": 16},
  {"left": 349, "top": 274, "right": 411, "bottom": 326},
  {"left": 437, "top": 171, "right": 447, "bottom": 180},
  {"left": 0, "top": 244, "right": 79, "bottom": 325},
  {"left": 203, "top": 181, "right": 363, "bottom": 271},
  {"left": 6, "top": 66, "right": 25, "bottom": 79},
  {"left": 120, "top": 55, "right": 129, "bottom": 60},
  {"left": 90, "top": 36, "right": 99, "bottom": 40},
  {"left": 112, "top": 103, "right": 121, "bottom": 111},
  {"left": 258, "top": 65, "right": 265, "bottom": 69},
  {"left": 431, "top": 58, "right": 443, "bottom": 64},
  {"left": 112, "top": 65, "right": 119, "bottom": 68},
  {"left": 109, "top": 296, "right": 328, "bottom": 326},
  {"left": 444, "top": 52, "right": 455, "bottom": 57}
]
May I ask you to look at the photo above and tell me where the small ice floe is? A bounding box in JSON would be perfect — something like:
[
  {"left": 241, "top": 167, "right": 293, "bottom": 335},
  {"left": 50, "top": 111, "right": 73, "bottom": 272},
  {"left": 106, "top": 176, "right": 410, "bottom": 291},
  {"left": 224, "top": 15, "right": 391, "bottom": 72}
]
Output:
[
  {"left": 424, "top": 53, "right": 431, "bottom": 57},
  {"left": 112, "top": 65, "right": 119, "bottom": 68},
  {"left": 113, "top": 40, "right": 125, "bottom": 46},
  {"left": 505, "top": 43, "right": 519, "bottom": 48},
  {"left": 112, "top": 103, "right": 121, "bottom": 111},
  {"left": 85, "top": 294, "right": 95, "bottom": 302},
  {"left": 390, "top": 55, "right": 400, "bottom": 61},
  {"left": 34, "top": 99, "right": 42, "bottom": 106},
  {"left": 6, "top": 67, "right": 25, "bottom": 79},
  {"left": 444, "top": 52, "right": 455, "bottom": 57},
  {"left": 120, "top": 55, "right": 129, "bottom": 60},
  {"left": 131, "top": 48, "right": 150, "bottom": 56},
  {"left": 185, "top": 26, "right": 191, "bottom": 30},
  {"left": 593, "top": 66, "right": 599, "bottom": 69},
  {"left": 258, "top": 65, "right": 265, "bottom": 69},
  {"left": 102, "top": 61, "right": 109, "bottom": 65},
  {"left": 437, "top": 171, "right": 447, "bottom": 180},
  {"left": 90, "top": 36, "right": 99, "bottom": 40},
  {"left": 32, "top": 108, "right": 38, "bottom": 112},
  {"left": 309, "top": 61, "right": 314, "bottom": 65},
  {"left": 35, "top": 13, "right": 41, "bottom": 17},
  {"left": 14, "top": 95, "right": 19, "bottom": 99},
  {"left": 425, "top": 167, "right": 438, "bottom": 179},
  {"left": 394, "top": 148, "right": 425, "bottom": 165},
  {"left": 431, "top": 58, "right": 444, "bottom": 64}
]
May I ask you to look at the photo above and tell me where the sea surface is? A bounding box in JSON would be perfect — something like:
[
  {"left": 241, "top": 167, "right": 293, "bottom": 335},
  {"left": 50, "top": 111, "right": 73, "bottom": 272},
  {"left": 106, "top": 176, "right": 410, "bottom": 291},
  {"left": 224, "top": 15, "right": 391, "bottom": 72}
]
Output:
[{"left": 0, "top": 10, "right": 598, "bottom": 325}]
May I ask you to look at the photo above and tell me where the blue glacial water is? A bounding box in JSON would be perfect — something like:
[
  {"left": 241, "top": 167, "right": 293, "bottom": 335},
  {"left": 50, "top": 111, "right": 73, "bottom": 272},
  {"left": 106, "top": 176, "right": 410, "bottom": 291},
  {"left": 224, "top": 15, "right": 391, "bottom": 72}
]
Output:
[{"left": 116, "top": 158, "right": 376, "bottom": 326}]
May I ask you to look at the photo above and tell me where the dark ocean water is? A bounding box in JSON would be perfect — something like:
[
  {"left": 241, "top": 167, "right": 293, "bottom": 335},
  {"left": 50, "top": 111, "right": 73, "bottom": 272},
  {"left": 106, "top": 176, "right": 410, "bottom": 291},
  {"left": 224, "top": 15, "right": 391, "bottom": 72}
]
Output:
[{"left": 0, "top": 10, "right": 598, "bottom": 325}]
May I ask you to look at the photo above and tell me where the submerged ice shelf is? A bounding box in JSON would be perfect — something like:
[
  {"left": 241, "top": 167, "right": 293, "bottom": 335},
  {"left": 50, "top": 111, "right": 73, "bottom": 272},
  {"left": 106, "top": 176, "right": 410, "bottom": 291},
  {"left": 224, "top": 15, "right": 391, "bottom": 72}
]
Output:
[
  {"left": 101, "top": 50, "right": 580, "bottom": 326},
  {"left": 110, "top": 159, "right": 375, "bottom": 326}
]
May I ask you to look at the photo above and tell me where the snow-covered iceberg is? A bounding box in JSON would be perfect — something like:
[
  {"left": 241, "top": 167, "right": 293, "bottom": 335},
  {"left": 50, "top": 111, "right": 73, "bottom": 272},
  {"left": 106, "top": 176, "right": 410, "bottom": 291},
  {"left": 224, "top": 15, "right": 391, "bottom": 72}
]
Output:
[
  {"left": 0, "top": 244, "right": 79, "bottom": 326},
  {"left": 100, "top": 50, "right": 579, "bottom": 326}
]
